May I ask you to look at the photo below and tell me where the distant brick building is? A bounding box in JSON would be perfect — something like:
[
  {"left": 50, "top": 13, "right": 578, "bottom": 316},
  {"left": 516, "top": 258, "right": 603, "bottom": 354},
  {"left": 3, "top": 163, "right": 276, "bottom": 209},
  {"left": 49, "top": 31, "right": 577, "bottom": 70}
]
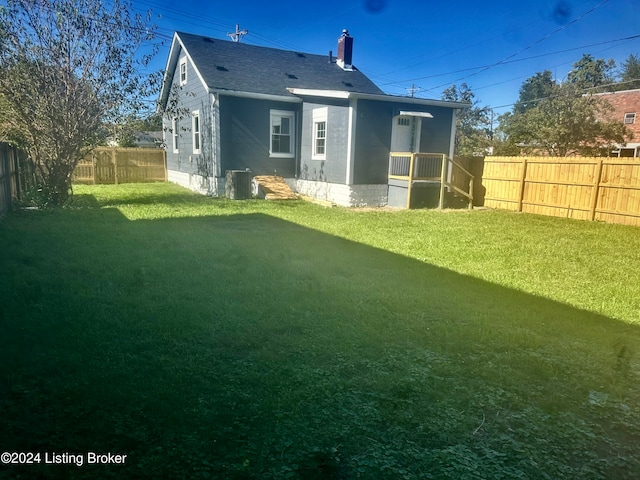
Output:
[{"left": 595, "top": 89, "right": 640, "bottom": 157}]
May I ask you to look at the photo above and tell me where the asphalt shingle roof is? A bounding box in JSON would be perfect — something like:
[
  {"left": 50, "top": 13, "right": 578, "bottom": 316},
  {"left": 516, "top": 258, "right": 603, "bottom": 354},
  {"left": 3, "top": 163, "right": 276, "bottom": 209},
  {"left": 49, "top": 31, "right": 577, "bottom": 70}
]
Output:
[{"left": 177, "top": 31, "right": 384, "bottom": 97}]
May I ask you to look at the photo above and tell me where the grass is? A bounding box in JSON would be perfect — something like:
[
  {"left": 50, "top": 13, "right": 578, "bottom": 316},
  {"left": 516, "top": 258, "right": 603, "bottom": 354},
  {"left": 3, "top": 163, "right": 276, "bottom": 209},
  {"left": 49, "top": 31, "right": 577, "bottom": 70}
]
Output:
[{"left": 1, "top": 182, "right": 639, "bottom": 479}]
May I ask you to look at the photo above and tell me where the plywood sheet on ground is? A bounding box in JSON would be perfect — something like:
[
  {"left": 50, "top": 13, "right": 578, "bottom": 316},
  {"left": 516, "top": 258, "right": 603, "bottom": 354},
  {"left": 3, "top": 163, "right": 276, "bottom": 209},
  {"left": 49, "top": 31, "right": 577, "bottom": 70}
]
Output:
[{"left": 253, "top": 175, "right": 298, "bottom": 200}]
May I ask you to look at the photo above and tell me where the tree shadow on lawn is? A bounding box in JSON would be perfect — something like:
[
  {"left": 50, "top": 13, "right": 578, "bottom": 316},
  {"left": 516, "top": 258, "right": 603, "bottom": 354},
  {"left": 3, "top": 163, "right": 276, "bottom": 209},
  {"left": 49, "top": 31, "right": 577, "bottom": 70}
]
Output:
[{"left": 1, "top": 202, "right": 639, "bottom": 479}]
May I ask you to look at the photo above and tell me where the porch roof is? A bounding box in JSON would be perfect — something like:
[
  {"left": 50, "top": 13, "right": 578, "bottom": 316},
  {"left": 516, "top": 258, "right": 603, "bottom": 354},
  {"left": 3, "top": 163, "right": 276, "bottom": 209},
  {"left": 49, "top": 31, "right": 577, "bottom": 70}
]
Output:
[{"left": 399, "top": 111, "right": 434, "bottom": 118}]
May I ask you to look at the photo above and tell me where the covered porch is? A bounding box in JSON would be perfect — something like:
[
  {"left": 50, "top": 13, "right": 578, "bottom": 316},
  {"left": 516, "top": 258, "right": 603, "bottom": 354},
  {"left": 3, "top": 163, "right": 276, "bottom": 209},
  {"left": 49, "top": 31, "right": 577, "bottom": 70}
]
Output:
[{"left": 388, "top": 152, "right": 475, "bottom": 209}]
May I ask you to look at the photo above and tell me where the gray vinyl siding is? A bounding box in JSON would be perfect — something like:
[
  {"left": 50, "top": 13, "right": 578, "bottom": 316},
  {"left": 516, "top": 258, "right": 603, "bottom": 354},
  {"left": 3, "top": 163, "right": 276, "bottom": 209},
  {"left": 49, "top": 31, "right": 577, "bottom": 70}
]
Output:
[
  {"left": 419, "top": 106, "right": 454, "bottom": 154},
  {"left": 219, "top": 96, "right": 300, "bottom": 177},
  {"left": 300, "top": 99, "right": 350, "bottom": 183},
  {"left": 163, "top": 47, "right": 215, "bottom": 178},
  {"left": 353, "top": 100, "right": 393, "bottom": 185}
]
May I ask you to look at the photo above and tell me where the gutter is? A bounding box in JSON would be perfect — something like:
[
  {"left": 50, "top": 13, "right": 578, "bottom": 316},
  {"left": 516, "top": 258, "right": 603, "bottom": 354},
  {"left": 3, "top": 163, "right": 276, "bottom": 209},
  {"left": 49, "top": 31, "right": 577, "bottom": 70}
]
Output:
[
  {"left": 287, "top": 88, "right": 471, "bottom": 109},
  {"left": 211, "top": 89, "right": 302, "bottom": 103}
]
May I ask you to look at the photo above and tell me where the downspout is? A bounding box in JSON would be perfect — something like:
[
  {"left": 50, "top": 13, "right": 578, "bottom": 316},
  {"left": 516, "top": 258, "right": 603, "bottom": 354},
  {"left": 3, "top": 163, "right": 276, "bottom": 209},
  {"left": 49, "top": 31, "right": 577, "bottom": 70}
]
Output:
[
  {"left": 210, "top": 92, "right": 221, "bottom": 194},
  {"left": 295, "top": 107, "right": 301, "bottom": 179},
  {"left": 447, "top": 109, "right": 458, "bottom": 184},
  {"left": 449, "top": 109, "right": 457, "bottom": 160},
  {"left": 346, "top": 97, "right": 357, "bottom": 185}
]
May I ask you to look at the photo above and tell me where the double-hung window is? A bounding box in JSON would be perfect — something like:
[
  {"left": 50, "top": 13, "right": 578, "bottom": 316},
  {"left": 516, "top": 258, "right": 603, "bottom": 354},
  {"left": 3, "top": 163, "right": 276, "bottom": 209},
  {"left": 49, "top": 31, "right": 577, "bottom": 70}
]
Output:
[
  {"left": 179, "top": 58, "right": 187, "bottom": 85},
  {"left": 270, "top": 110, "right": 295, "bottom": 158},
  {"left": 172, "top": 117, "right": 179, "bottom": 153},
  {"left": 192, "top": 110, "right": 201, "bottom": 154},
  {"left": 312, "top": 108, "right": 328, "bottom": 160}
]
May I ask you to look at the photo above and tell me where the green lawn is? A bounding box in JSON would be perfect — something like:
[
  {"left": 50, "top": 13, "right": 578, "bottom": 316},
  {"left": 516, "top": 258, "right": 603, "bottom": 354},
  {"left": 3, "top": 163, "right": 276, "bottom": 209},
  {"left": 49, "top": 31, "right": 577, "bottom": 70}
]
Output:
[{"left": 1, "top": 182, "right": 639, "bottom": 479}]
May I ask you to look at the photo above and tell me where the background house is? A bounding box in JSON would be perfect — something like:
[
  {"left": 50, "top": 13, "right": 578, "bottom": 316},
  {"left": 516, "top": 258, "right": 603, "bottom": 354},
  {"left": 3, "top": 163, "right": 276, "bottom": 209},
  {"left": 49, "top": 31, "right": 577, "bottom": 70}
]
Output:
[
  {"left": 106, "top": 131, "right": 164, "bottom": 148},
  {"left": 158, "top": 30, "right": 468, "bottom": 206},
  {"left": 596, "top": 88, "right": 640, "bottom": 157}
]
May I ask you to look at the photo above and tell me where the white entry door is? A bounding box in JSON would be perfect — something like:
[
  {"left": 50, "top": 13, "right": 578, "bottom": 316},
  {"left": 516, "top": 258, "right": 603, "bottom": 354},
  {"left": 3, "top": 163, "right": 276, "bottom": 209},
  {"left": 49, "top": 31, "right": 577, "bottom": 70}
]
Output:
[{"left": 391, "top": 115, "right": 414, "bottom": 153}]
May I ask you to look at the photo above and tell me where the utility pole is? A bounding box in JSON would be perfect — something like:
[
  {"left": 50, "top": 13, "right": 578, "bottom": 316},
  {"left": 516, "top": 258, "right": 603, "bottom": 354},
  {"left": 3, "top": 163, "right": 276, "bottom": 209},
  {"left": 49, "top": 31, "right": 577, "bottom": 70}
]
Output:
[
  {"left": 227, "top": 24, "right": 249, "bottom": 43},
  {"left": 406, "top": 84, "right": 421, "bottom": 98}
]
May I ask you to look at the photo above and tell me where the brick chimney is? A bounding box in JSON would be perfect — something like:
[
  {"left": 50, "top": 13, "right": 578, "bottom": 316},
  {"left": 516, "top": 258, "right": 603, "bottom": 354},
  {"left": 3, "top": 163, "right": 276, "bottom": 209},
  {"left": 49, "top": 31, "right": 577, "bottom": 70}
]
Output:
[{"left": 337, "top": 29, "right": 353, "bottom": 71}]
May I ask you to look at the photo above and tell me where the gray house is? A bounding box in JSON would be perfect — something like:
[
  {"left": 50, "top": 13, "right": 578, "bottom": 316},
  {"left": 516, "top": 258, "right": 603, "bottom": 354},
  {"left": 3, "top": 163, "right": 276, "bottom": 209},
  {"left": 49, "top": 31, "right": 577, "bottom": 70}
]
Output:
[{"left": 158, "top": 30, "right": 468, "bottom": 207}]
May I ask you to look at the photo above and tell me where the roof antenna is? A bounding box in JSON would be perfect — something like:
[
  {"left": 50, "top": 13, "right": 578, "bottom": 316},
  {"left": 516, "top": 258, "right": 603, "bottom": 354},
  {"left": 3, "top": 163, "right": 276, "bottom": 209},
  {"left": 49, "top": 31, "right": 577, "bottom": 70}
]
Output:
[{"left": 227, "top": 24, "right": 249, "bottom": 43}]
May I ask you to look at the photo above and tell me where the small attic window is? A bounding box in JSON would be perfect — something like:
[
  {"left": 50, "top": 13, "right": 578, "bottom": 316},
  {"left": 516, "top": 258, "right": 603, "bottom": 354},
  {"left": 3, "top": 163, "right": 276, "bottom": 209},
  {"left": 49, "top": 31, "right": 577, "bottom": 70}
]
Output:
[
  {"left": 286, "top": 73, "right": 298, "bottom": 79},
  {"left": 179, "top": 58, "right": 187, "bottom": 85},
  {"left": 216, "top": 65, "right": 229, "bottom": 72}
]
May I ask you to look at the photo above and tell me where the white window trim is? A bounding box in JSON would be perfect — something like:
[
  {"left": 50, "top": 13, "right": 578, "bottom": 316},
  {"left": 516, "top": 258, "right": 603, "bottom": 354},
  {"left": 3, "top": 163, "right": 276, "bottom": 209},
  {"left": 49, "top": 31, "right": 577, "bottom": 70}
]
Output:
[
  {"left": 624, "top": 112, "right": 636, "bottom": 124},
  {"left": 192, "top": 110, "right": 201, "bottom": 154},
  {"left": 270, "top": 109, "right": 295, "bottom": 158},
  {"left": 179, "top": 57, "right": 187, "bottom": 86},
  {"left": 172, "top": 117, "right": 179, "bottom": 153},
  {"left": 312, "top": 107, "right": 328, "bottom": 160}
]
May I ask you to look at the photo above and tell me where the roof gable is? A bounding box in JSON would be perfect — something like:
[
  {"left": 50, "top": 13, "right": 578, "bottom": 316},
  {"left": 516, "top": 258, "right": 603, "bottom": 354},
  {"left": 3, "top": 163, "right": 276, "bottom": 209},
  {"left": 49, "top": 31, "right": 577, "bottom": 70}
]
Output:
[{"left": 160, "top": 31, "right": 384, "bottom": 106}]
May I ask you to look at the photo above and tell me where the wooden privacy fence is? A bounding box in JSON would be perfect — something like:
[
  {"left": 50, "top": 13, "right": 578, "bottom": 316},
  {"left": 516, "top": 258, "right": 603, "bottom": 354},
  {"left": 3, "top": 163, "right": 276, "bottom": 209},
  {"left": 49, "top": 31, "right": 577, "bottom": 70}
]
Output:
[
  {"left": 482, "top": 156, "right": 640, "bottom": 226},
  {"left": 0, "top": 143, "right": 21, "bottom": 215},
  {"left": 73, "top": 147, "right": 166, "bottom": 185}
]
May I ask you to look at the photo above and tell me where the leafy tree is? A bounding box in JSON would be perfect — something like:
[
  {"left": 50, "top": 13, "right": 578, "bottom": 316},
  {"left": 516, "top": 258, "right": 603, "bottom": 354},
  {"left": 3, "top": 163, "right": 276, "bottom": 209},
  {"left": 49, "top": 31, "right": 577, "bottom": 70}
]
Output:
[
  {"left": 499, "top": 81, "right": 630, "bottom": 156},
  {"left": 0, "top": 93, "right": 25, "bottom": 144},
  {"left": 567, "top": 53, "right": 616, "bottom": 90},
  {"left": 514, "top": 70, "right": 555, "bottom": 114},
  {"left": 491, "top": 130, "right": 521, "bottom": 156},
  {"left": 0, "top": 0, "right": 159, "bottom": 206},
  {"left": 619, "top": 53, "right": 640, "bottom": 90},
  {"left": 442, "top": 83, "right": 492, "bottom": 156}
]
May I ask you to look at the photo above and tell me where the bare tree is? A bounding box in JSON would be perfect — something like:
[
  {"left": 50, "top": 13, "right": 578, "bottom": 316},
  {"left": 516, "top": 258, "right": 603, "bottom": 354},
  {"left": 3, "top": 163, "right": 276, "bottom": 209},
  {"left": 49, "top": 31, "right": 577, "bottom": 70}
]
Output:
[{"left": 0, "top": 0, "right": 160, "bottom": 206}]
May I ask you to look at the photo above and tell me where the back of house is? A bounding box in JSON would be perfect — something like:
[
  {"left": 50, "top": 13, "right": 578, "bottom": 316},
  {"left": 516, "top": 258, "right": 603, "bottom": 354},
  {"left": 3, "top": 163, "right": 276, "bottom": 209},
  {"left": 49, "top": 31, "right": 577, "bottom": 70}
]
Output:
[{"left": 158, "top": 30, "right": 468, "bottom": 206}]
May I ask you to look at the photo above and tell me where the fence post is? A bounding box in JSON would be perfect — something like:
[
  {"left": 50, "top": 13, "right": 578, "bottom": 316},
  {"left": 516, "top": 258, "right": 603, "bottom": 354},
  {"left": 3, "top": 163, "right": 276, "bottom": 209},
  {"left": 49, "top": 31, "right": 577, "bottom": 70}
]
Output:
[
  {"left": 112, "top": 148, "right": 118, "bottom": 185},
  {"left": 91, "top": 152, "right": 96, "bottom": 185},
  {"left": 516, "top": 158, "right": 528, "bottom": 212},
  {"left": 439, "top": 155, "right": 447, "bottom": 209},
  {"left": 163, "top": 149, "right": 168, "bottom": 181},
  {"left": 406, "top": 153, "right": 416, "bottom": 209},
  {"left": 590, "top": 159, "right": 604, "bottom": 221}
]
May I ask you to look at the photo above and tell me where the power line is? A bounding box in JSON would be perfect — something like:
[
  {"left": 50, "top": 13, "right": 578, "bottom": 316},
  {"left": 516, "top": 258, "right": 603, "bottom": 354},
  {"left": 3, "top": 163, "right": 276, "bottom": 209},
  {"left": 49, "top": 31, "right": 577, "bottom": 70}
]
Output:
[
  {"left": 370, "top": 16, "right": 543, "bottom": 81},
  {"left": 378, "top": 34, "right": 640, "bottom": 88},
  {"left": 490, "top": 78, "right": 640, "bottom": 111},
  {"left": 415, "top": 0, "right": 612, "bottom": 96}
]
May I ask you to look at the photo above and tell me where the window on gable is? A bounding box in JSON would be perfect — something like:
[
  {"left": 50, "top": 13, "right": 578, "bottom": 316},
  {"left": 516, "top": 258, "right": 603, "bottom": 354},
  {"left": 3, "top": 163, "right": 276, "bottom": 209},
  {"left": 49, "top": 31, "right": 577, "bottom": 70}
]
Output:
[
  {"left": 312, "top": 107, "right": 328, "bottom": 160},
  {"left": 179, "top": 58, "right": 187, "bottom": 85},
  {"left": 270, "top": 110, "right": 295, "bottom": 158},
  {"left": 172, "top": 117, "right": 179, "bottom": 153},
  {"left": 624, "top": 112, "right": 636, "bottom": 124},
  {"left": 192, "top": 111, "right": 201, "bottom": 154}
]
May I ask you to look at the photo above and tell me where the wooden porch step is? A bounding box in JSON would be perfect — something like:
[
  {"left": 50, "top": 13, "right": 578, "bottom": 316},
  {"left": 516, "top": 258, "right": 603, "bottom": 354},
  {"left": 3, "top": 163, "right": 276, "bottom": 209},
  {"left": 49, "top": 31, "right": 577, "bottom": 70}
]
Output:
[{"left": 252, "top": 175, "right": 298, "bottom": 200}]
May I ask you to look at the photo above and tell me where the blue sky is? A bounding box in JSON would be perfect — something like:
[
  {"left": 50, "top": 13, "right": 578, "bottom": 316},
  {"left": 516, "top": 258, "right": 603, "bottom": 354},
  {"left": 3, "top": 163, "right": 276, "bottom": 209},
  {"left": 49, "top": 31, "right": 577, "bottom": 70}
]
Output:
[{"left": 138, "top": 0, "right": 640, "bottom": 115}]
